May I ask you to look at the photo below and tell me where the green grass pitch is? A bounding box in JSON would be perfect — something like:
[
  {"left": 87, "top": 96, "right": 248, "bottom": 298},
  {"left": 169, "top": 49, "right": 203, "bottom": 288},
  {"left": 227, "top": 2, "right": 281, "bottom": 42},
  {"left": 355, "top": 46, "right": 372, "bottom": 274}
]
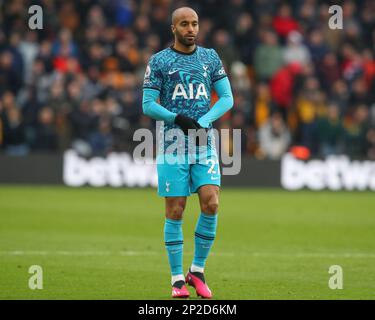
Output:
[{"left": 0, "top": 186, "right": 374, "bottom": 300}]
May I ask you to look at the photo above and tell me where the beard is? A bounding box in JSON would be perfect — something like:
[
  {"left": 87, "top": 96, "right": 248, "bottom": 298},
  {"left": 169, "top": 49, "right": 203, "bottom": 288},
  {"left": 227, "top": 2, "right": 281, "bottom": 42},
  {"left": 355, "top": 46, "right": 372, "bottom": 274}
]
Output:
[{"left": 175, "top": 29, "right": 196, "bottom": 47}]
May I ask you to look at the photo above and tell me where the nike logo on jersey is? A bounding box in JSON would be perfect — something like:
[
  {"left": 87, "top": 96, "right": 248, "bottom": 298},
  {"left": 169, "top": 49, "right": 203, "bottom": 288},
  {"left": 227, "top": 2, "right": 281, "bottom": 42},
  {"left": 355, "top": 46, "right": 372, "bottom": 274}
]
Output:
[{"left": 168, "top": 69, "right": 178, "bottom": 75}]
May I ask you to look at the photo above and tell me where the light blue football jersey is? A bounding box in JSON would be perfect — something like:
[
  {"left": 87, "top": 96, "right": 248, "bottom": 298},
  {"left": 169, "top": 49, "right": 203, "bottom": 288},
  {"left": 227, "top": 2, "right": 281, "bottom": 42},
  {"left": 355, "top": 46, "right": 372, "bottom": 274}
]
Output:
[{"left": 143, "top": 45, "right": 227, "bottom": 155}]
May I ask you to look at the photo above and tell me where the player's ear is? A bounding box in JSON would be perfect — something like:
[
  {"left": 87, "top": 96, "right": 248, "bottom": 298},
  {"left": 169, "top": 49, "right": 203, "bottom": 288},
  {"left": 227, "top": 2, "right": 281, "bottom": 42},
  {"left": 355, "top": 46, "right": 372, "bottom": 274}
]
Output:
[{"left": 171, "top": 24, "right": 175, "bottom": 34}]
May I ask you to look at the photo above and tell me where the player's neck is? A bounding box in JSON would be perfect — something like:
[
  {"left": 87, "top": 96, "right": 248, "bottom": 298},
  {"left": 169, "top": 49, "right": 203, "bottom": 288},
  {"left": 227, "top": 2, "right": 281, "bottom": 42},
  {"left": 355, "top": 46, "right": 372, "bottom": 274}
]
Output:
[{"left": 172, "top": 42, "right": 197, "bottom": 54}]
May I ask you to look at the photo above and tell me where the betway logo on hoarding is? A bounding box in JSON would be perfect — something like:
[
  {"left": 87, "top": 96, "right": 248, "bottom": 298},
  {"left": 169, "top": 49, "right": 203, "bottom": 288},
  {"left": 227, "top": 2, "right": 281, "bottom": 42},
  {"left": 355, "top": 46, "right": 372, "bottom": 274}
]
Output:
[
  {"left": 63, "top": 150, "right": 158, "bottom": 187},
  {"left": 282, "top": 153, "right": 375, "bottom": 191}
]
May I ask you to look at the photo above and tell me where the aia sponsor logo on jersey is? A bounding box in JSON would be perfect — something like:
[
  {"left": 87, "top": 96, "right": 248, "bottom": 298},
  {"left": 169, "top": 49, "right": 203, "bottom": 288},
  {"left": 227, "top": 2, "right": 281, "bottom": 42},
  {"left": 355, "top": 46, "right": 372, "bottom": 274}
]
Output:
[{"left": 172, "top": 83, "right": 208, "bottom": 100}]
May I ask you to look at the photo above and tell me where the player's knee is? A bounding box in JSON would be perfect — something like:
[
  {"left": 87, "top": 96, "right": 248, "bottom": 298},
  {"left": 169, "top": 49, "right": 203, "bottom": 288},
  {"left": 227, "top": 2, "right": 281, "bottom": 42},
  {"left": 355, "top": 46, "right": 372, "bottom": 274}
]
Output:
[
  {"left": 166, "top": 200, "right": 186, "bottom": 220},
  {"left": 171, "top": 206, "right": 185, "bottom": 219},
  {"left": 206, "top": 202, "right": 219, "bottom": 215},
  {"left": 202, "top": 197, "right": 219, "bottom": 215},
  {"left": 167, "top": 208, "right": 184, "bottom": 220}
]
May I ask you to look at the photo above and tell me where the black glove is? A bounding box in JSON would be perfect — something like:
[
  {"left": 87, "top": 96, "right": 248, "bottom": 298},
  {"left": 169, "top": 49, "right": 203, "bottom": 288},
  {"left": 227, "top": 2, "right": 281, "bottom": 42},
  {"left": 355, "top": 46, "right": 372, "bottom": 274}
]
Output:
[
  {"left": 174, "top": 114, "right": 209, "bottom": 146},
  {"left": 174, "top": 114, "right": 201, "bottom": 135}
]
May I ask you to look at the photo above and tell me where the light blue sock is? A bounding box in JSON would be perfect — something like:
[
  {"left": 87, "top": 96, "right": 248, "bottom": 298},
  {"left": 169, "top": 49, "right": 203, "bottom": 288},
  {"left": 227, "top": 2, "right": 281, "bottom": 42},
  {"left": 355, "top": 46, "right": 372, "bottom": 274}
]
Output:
[
  {"left": 164, "top": 218, "right": 184, "bottom": 276},
  {"left": 193, "top": 212, "right": 218, "bottom": 269}
]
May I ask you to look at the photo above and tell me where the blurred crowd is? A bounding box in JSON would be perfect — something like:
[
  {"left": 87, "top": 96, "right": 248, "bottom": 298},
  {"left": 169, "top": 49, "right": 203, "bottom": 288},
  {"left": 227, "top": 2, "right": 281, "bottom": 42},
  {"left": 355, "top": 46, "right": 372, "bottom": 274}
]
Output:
[{"left": 0, "top": 0, "right": 375, "bottom": 159}]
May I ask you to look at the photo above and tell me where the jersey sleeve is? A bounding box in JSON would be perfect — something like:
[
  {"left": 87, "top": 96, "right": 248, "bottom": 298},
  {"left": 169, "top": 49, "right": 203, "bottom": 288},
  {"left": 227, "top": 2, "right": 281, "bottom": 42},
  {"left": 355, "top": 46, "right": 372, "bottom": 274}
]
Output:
[
  {"left": 210, "top": 49, "right": 227, "bottom": 83},
  {"left": 143, "top": 55, "right": 163, "bottom": 91}
]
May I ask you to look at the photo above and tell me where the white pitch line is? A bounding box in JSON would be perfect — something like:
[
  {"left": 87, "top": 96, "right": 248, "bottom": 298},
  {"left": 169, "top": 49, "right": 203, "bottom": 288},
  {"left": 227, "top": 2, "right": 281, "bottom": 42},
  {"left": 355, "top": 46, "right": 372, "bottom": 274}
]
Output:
[
  {"left": 1, "top": 251, "right": 375, "bottom": 258},
  {"left": 0, "top": 250, "right": 155, "bottom": 256}
]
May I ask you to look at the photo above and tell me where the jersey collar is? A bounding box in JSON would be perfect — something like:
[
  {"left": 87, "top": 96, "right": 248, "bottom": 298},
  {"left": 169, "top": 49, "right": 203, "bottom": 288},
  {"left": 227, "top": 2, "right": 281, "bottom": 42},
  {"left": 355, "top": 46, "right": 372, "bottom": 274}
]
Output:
[{"left": 170, "top": 45, "right": 198, "bottom": 55}]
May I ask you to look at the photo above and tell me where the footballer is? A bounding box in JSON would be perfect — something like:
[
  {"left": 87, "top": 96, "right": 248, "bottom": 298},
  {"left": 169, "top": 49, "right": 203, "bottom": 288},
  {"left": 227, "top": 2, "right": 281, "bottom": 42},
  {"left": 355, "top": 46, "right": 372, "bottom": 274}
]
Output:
[{"left": 142, "top": 7, "right": 233, "bottom": 298}]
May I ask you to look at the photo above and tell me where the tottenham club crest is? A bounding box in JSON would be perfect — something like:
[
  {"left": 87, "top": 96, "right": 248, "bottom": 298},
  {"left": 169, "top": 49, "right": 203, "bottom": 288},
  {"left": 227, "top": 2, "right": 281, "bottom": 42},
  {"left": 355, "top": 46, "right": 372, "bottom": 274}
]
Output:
[{"left": 203, "top": 65, "right": 208, "bottom": 78}]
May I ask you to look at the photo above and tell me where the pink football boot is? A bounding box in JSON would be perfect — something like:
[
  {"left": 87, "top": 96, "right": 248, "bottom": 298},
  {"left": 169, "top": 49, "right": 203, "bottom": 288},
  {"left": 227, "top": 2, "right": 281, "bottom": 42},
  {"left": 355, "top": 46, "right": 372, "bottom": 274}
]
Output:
[
  {"left": 172, "top": 280, "right": 190, "bottom": 298},
  {"left": 185, "top": 269, "right": 212, "bottom": 299}
]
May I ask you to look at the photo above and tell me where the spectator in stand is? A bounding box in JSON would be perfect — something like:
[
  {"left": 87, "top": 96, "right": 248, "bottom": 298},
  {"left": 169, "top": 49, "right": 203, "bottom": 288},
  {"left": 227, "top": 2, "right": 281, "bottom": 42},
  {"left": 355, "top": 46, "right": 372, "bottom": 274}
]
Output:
[
  {"left": 295, "top": 77, "right": 326, "bottom": 153},
  {"left": 349, "top": 77, "right": 372, "bottom": 112},
  {"left": 343, "top": 104, "right": 370, "bottom": 158},
  {"left": 270, "top": 62, "right": 302, "bottom": 118},
  {"left": 231, "top": 110, "right": 249, "bottom": 154},
  {"left": 342, "top": 1, "right": 363, "bottom": 50},
  {"left": 283, "top": 30, "right": 311, "bottom": 66},
  {"left": 0, "top": 50, "right": 23, "bottom": 95},
  {"left": 341, "top": 44, "right": 364, "bottom": 84},
  {"left": 298, "top": 0, "right": 319, "bottom": 30},
  {"left": 88, "top": 116, "right": 113, "bottom": 157},
  {"left": 258, "top": 112, "right": 291, "bottom": 160},
  {"left": 307, "top": 29, "right": 330, "bottom": 66},
  {"left": 7, "top": 32, "right": 24, "bottom": 84},
  {"left": 272, "top": 3, "right": 300, "bottom": 41},
  {"left": 68, "top": 100, "right": 97, "bottom": 144},
  {"left": 212, "top": 29, "right": 240, "bottom": 70},
  {"left": 316, "top": 52, "right": 341, "bottom": 93},
  {"left": 33, "top": 107, "right": 58, "bottom": 152},
  {"left": 17, "top": 31, "right": 39, "bottom": 84},
  {"left": 330, "top": 79, "right": 350, "bottom": 117},
  {"left": 52, "top": 28, "right": 78, "bottom": 59},
  {"left": 254, "top": 82, "right": 273, "bottom": 130},
  {"left": 134, "top": 15, "right": 152, "bottom": 49},
  {"left": 254, "top": 30, "right": 284, "bottom": 81},
  {"left": 233, "top": 12, "right": 257, "bottom": 65},
  {"left": 0, "top": 92, "right": 28, "bottom": 155},
  {"left": 230, "top": 61, "right": 251, "bottom": 96},
  {"left": 316, "top": 103, "right": 343, "bottom": 156},
  {"left": 149, "top": 4, "right": 170, "bottom": 46},
  {"left": 37, "top": 40, "right": 54, "bottom": 73}
]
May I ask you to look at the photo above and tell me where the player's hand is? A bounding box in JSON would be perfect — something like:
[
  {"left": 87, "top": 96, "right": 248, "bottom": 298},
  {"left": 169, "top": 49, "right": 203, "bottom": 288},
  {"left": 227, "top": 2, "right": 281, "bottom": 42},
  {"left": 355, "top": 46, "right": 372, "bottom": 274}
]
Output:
[
  {"left": 174, "top": 114, "right": 201, "bottom": 135},
  {"left": 174, "top": 114, "right": 209, "bottom": 146}
]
